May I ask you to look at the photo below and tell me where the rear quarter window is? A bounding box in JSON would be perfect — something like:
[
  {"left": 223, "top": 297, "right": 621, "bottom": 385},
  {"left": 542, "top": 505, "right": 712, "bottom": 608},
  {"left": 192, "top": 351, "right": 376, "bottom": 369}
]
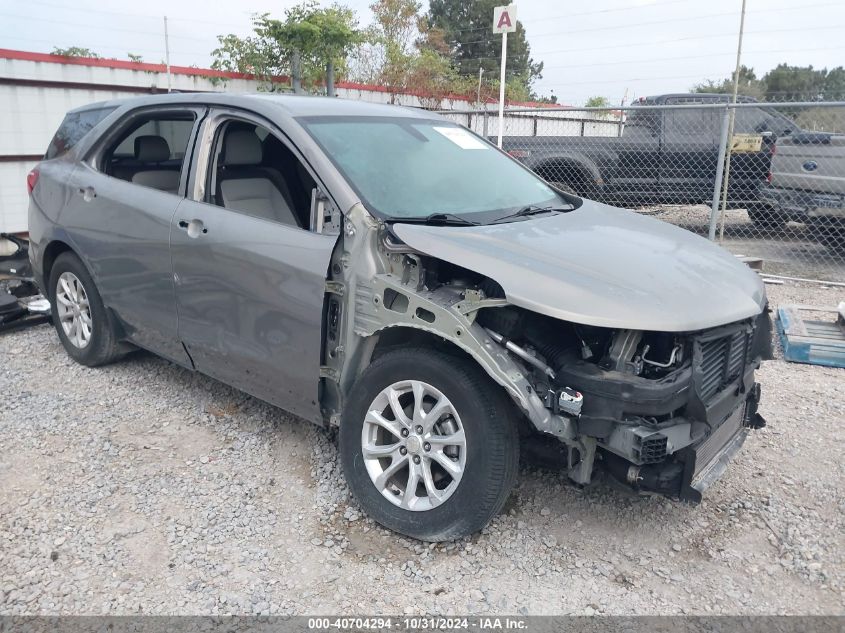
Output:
[{"left": 45, "top": 107, "right": 116, "bottom": 159}]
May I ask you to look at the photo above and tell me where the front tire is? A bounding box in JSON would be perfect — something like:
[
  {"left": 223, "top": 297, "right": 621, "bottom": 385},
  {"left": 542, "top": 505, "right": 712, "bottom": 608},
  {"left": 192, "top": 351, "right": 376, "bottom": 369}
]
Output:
[
  {"left": 49, "top": 251, "right": 123, "bottom": 367},
  {"left": 340, "top": 348, "right": 519, "bottom": 541}
]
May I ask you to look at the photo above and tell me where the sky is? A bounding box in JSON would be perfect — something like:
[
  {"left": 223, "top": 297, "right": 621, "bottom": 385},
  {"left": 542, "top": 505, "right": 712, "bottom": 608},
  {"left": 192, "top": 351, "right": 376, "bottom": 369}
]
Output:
[{"left": 1, "top": 0, "right": 843, "bottom": 105}]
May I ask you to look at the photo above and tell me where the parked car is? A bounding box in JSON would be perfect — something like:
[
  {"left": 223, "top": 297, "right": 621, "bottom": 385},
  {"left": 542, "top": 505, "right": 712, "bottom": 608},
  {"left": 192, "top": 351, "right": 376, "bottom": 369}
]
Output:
[
  {"left": 29, "top": 94, "right": 771, "bottom": 541},
  {"left": 501, "top": 93, "right": 798, "bottom": 214},
  {"left": 758, "top": 131, "right": 845, "bottom": 245}
]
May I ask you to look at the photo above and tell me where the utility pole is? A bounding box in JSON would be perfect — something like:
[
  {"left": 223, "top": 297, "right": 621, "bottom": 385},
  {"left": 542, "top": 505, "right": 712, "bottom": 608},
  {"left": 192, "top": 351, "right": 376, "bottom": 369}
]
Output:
[
  {"left": 618, "top": 87, "right": 629, "bottom": 137},
  {"left": 163, "top": 15, "right": 172, "bottom": 93},
  {"left": 476, "top": 67, "right": 484, "bottom": 108},
  {"left": 718, "top": 0, "right": 748, "bottom": 241},
  {"left": 493, "top": 5, "right": 517, "bottom": 148},
  {"left": 497, "top": 30, "right": 508, "bottom": 148}
]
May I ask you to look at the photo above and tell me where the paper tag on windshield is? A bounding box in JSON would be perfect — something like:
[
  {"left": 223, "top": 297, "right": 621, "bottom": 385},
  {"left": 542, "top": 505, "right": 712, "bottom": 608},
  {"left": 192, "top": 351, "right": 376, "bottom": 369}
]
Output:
[{"left": 433, "top": 126, "right": 489, "bottom": 150}]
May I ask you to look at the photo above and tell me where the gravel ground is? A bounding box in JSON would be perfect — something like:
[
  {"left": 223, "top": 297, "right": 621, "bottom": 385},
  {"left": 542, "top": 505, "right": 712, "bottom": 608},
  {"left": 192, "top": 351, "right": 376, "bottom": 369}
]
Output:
[{"left": 1, "top": 281, "right": 843, "bottom": 616}]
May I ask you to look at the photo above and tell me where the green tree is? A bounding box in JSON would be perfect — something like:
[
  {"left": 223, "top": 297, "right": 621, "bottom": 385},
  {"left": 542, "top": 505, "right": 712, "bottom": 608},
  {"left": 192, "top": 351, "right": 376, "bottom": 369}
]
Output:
[
  {"left": 408, "top": 48, "right": 460, "bottom": 108},
  {"left": 127, "top": 53, "right": 144, "bottom": 63},
  {"left": 425, "top": 0, "right": 543, "bottom": 96},
  {"left": 51, "top": 46, "right": 100, "bottom": 58},
  {"left": 212, "top": 14, "right": 287, "bottom": 89},
  {"left": 308, "top": 5, "right": 361, "bottom": 95},
  {"left": 761, "top": 64, "right": 826, "bottom": 101},
  {"left": 584, "top": 96, "right": 610, "bottom": 108},
  {"left": 362, "top": 0, "right": 425, "bottom": 100},
  {"left": 823, "top": 67, "right": 845, "bottom": 100},
  {"left": 693, "top": 65, "right": 763, "bottom": 99},
  {"left": 692, "top": 64, "right": 845, "bottom": 102},
  {"left": 211, "top": 4, "right": 360, "bottom": 94}
]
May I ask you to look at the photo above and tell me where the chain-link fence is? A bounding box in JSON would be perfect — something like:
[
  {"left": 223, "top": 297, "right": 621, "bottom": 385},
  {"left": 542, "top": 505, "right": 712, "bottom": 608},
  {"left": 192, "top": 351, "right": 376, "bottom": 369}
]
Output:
[{"left": 439, "top": 98, "right": 845, "bottom": 283}]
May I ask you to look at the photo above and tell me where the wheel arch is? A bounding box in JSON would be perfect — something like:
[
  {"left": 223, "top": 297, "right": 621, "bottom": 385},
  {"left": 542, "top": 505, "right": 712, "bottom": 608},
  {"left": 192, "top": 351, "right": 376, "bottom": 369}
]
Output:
[
  {"left": 533, "top": 155, "right": 602, "bottom": 192},
  {"left": 41, "top": 240, "right": 129, "bottom": 343},
  {"left": 343, "top": 325, "right": 511, "bottom": 404},
  {"left": 371, "top": 325, "right": 476, "bottom": 365},
  {"left": 344, "top": 323, "right": 553, "bottom": 434},
  {"left": 41, "top": 239, "right": 76, "bottom": 293}
]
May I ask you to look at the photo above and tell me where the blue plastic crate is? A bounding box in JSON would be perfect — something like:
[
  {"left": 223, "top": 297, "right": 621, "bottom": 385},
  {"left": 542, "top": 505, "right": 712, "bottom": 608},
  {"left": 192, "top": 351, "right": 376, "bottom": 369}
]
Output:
[{"left": 776, "top": 304, "right": 845, "bottom": 369}]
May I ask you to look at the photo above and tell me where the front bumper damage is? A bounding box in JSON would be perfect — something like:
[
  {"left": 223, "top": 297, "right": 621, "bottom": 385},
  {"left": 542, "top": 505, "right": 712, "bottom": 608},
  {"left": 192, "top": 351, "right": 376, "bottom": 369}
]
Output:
[
  {"left": 599, "top": 382, "right": 764, "bottom": 501},
  {"left": 563, "top": 312, "right": 772, "bottom": 502},
  {"left": 680, "top": 381, "right": 765, "bottom": 502}
]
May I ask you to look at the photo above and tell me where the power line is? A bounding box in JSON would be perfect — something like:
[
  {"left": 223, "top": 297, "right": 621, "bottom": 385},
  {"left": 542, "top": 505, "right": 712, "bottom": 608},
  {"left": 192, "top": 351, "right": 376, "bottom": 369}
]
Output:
[
  {"left": 0, "top": 11, "right": 250, "bottom": 42},
  {"left": 527, "top": 0, "right": 840, "bottom": 25},
  {"left": 533, "top": 45, "right": 845, "bottom": 72},
  {"left": 533, "top": 23, "right": 845, "bottom": 57},
  {"left": 404, "top": 0, "right": 841, "bottom": 40},
  {"left": 531, "top": 0, "right": 699, "bottom": 22},
  {"left": 535, "top": 73, "right": 732, "bottom": 88},
  {"left": 0, "top": 35, "right": 210, "bottom": 60},
  {"left": 524, "top": 2, "right": 841, "bottom": 40},
  {"left": 4, "top": 0, "right": 250, "bottom": 28}
]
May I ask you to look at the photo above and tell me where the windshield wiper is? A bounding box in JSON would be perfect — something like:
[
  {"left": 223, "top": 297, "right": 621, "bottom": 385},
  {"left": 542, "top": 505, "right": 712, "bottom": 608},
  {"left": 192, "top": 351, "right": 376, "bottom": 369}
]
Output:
[
  {"left": 491, "top": 204, "right": 573, "bottom": 224},
  {"left": 389, "top": 213, "right": 479, "bottom": 226}
]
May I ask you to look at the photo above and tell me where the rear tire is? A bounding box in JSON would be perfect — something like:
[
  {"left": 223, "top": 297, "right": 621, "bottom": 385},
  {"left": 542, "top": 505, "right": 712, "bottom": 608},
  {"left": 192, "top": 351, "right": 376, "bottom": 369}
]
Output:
[
  {"left": 340, "top": 348, "right": 519, "bottom": 541},
  {"left": 747, "top": 204, "right": 786, "bottom": 231},
  {"left": 808, "top": 218, "right": 845, "bottom": 252},
  {"left": 48, "top": 252, "right": 123, "bottom": 367}
]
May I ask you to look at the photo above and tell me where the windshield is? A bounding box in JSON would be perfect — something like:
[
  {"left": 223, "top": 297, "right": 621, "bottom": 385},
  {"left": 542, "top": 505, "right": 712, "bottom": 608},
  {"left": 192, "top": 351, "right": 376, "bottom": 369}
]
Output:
[{"left": 300, "top": 116, "right": 569, "bottom": 222}]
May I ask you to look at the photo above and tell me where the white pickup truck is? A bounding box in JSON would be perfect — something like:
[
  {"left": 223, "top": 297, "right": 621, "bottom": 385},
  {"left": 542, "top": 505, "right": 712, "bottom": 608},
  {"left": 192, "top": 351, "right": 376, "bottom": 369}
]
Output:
[{"left": 759, "top": 132, "right": 845, "bottom": 246}]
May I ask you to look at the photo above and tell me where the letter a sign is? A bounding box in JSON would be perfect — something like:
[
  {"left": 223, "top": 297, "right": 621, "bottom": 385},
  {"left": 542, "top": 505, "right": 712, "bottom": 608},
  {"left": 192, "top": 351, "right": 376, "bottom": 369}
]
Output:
[{"left": 493, "top": 5, "right": 517, "bottom": 33}]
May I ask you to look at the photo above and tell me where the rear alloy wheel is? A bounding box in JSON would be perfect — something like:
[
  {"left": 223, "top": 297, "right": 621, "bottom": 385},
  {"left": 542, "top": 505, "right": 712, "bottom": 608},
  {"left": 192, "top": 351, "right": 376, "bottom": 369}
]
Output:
[
  {"left": 49, "top": 252, "right": 124, "bottom": 367},
  {"left": 55, "top": 272, "right": 93, "bottom": 349},
  {"left": 341, "top": 348, "right": 519, "bottom": 541}
]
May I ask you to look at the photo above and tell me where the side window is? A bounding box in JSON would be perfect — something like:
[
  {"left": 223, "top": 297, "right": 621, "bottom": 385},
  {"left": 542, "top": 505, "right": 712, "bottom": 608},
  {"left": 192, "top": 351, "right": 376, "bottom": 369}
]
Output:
[
  {"left": 205, "top": 120, "right": 316, "bottom": 229},
  {"left": 665, "top": 109, "right": 718, "bottom": 144},
  {"left": 45, "top": 107, "right": 116, "bottom": 159},
  {"left": 624, "top": 109, "right": 660, "bottom": 136},
  {"left": 100, "top": 112, "right": 196, "bottom": 194},
  {"left": 734, "top": 107, "right": 797, "bottom": 136}
]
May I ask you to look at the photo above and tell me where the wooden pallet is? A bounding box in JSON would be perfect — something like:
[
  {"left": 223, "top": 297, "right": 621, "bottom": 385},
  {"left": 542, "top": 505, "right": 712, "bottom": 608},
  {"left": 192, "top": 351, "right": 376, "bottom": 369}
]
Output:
[{"left": 777, "top": 303, "right": 845, "bottom": 368}]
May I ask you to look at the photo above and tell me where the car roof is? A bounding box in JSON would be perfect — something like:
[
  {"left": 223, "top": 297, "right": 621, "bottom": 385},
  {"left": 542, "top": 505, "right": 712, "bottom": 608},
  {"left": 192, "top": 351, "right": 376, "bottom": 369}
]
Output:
[
  {"left": 639, "top": 93, "right": 759, "bottom": 105},
  {"left": 68, "top": 92, "right": 439, "bottom": 120}
]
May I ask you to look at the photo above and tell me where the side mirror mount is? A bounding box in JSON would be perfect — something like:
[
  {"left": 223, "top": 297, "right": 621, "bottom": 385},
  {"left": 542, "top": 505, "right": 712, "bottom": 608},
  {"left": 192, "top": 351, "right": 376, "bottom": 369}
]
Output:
[
  {"left": 311, "top": 188, "right": 327, "bottom": 233},
  {"left": 310, "top": 188, "right": 341, "bottom": 235}
]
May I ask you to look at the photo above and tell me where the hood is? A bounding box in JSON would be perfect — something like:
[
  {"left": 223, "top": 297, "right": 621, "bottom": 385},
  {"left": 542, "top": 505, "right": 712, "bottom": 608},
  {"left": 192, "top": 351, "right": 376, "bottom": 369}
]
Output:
[{"left": 392, "top": 201, "right": 767, "bottom": 332}]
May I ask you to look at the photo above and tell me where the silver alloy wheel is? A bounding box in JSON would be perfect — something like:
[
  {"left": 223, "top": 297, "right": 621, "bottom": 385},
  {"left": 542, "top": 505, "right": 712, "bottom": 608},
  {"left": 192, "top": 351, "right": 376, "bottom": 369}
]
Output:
[
  {"left": 55, "top": 271, "right": 93, "bottom": 349},
  {"left": 361, "top": 380, "right": 467, "bottom": 511}
]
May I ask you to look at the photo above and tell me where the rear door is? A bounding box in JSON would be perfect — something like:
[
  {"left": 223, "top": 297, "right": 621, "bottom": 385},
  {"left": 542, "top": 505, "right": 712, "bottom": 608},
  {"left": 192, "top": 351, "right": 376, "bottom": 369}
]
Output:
[
  {"left": 61, "top": 105, "right": 206, "bottom": 365},
  {"left": 609, "top": 109, "right": 661, "bottom": 204},
  {"left": 170, "top": 108, "right": 338, "bottom": 422},
  {"left": 658, "top": 107, "right": 720, "bottom": 203}
]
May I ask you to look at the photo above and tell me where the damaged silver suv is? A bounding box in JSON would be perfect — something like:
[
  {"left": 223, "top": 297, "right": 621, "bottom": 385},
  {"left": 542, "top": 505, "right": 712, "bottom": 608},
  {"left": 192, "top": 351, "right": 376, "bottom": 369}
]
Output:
[{"left": 29, "top": 94, "right": 771, "bottom": 541}]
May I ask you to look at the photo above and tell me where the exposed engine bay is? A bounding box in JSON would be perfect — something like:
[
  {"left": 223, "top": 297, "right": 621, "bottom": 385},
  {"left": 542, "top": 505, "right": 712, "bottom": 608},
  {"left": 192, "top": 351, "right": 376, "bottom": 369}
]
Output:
[{"left": 325, "top": 216, "right": 773, "bottom": 503}]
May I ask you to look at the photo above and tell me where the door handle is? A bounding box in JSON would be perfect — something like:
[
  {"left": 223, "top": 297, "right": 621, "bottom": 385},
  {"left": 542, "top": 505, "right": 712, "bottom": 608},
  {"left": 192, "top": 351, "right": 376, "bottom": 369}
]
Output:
[
  {"left": 78, "top": 186, "right": 96, "bottom": 202},
  {"left": 177, "top": 218, "right": 208, "bottom": 238}
]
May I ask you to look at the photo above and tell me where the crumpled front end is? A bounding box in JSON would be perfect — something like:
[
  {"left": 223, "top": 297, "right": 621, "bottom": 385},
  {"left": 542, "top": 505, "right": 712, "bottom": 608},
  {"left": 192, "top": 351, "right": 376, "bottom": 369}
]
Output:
[
  {"left": 475, "top": 299, "right": 773, "bottom": 501},
  {"left": 345, "top": 218, "right": 773, "bottom": 503},
  {"left": 577, "top": 313, "right": 771, "bottom": 500}
]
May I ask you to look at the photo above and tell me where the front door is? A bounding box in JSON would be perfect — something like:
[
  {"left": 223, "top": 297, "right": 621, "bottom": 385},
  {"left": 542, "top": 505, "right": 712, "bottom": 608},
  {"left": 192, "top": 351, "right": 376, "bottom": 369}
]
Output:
[{"left": 170, "top": 111, "right": 338, "bottom": 422}]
